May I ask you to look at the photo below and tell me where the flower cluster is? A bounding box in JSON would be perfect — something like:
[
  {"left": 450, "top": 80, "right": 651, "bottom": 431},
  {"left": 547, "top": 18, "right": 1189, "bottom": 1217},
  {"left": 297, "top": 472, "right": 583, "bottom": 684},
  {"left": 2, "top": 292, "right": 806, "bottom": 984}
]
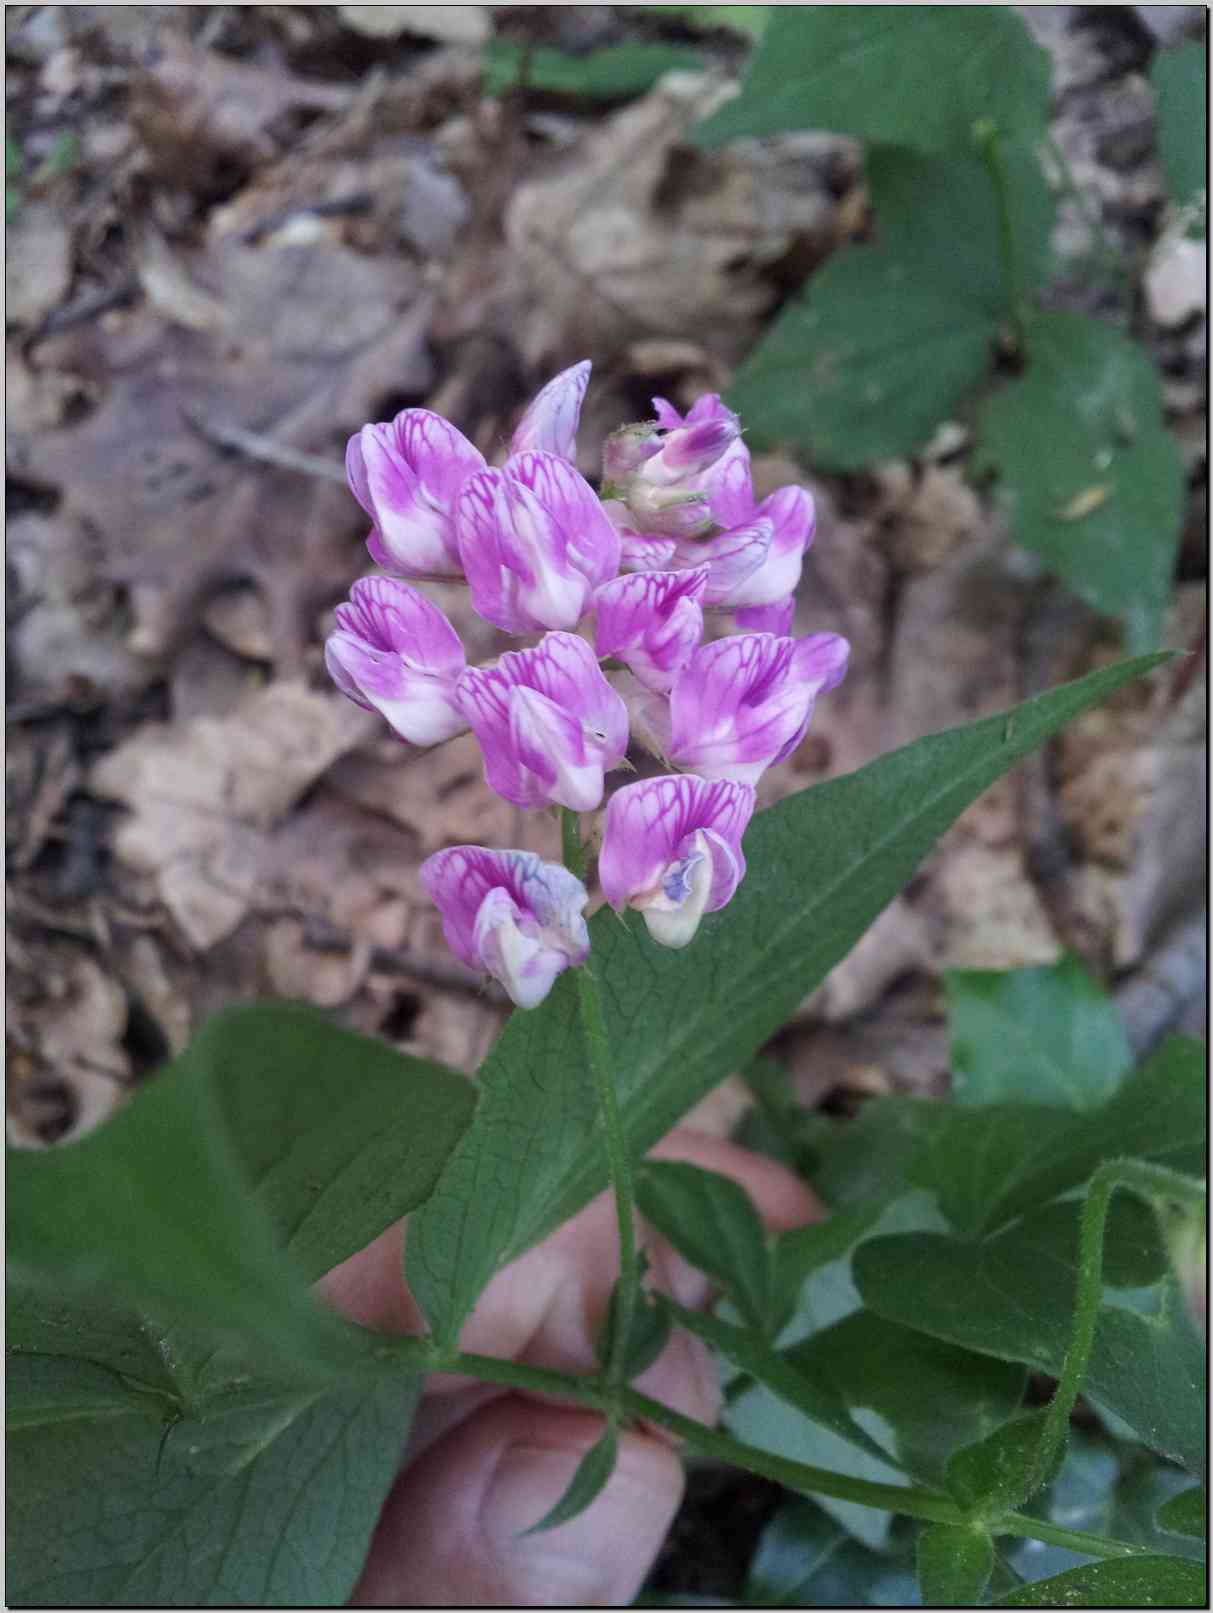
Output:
[{"left": 328, "top": 363, "right": 848, "bottom": 1008}]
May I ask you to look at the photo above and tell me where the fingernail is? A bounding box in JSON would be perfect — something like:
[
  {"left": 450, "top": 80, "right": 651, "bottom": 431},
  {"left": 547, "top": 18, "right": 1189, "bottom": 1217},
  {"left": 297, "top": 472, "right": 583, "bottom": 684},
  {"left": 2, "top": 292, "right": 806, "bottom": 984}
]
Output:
[{"left": 481, "top": 1438, "right": 680, "bottom": 1605}]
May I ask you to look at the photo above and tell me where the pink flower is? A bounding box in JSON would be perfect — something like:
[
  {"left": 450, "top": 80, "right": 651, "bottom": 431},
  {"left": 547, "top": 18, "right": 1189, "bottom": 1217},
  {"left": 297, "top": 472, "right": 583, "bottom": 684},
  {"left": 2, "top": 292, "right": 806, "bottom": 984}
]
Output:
[
  {"left": 602, "top": 423, "right": 663, "bottom": 484},
  {"left": 421, "top": 846, "right": 589, "bottom": 1008},
  {"left": 510, "top": 361, "right": 592, "bottom": 462},
  {"left": 346, "top": 410, "right": 485, "bottom": 579},
  {"left": 668, "top": 631, "right": 850, "bottom": 785},
  {"left": 594, "top": 567, "right": 708, "bottom": 694},
  {"left": 633, "top": 407, "right": 741, "bottom": 489},
  {"left": 671, "top": 519, "right": 773, "bottom": 607},
  {"left": 455, "top": 632, "right": 629, "bottom": 810},
  {"left": 736, "top": 598, "right": 796, "bottom": 637},
  {"left": 325, "top": 576, "right": 467, "bottom": 745},
  {"left": 457, "top": 451, "right": 621, "bottom": 634},
  {"left": 599, "top": 774, "right": 756, "bottom": 948}
]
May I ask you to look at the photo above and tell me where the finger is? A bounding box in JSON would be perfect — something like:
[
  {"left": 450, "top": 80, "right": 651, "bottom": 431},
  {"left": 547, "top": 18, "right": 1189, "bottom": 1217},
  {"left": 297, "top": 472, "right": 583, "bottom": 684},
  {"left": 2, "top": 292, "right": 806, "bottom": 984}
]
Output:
[{"left": 352, "top": 1398, "right": 684, "bottom": 1608}]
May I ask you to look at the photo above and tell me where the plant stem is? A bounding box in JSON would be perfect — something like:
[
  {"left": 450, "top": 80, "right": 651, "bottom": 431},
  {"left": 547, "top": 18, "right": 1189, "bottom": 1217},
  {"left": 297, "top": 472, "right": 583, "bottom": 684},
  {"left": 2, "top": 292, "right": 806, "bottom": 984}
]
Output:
[
  {"left": 1028, "top": 1158, "right": 1206, "bottom": 1496},
  {"left": 996, "top": 1513, "right": 1152, "bottom": 1561},
  {"left": 560, "top": 806, "right": 640, "bottom": 1394},
  {"left": 975, "top": 118, "right": 1027, "bottom": 349}
]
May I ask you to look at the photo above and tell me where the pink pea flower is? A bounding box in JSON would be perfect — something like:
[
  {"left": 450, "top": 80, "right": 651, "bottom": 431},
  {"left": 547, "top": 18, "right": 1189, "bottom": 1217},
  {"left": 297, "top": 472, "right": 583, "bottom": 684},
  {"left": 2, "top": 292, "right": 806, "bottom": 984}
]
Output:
[
  {"left": 457, "top": 451, "right": 621, "bottom": 634},
  {"left": 668, "top": 631, "right": 850, "bottom": 786},
  {"left": 671, "top": 519, "right": 773, "bottom": 607},
  {"left": 346, "top": 410, "right": 485, "bottom": 579},
  {"left": 599, "top": 774, "right": 756, "bottom": 948},
  {"left": 510, "top": 360, "right": 592, "bottom": 462},
  {"left": 602, "top": 422, "right": 663, "bottom": 485},
  {"left": 421, "top": 845, "right": 590, "bottom": 1009},
  {"left": 594, "top": 566, "right": 708, "bottom": 694},
  {"left": 633, "top": 407, "right": 742, "bottom": 489},
  {"left": 325, "top": 576, "right": 467, "bottom": 745},
  {"left": 736, "top": 598, "right": 796, "bottom": 637},
  {"left": 455, "top": 631, "right": 629, "bottom": 811}
]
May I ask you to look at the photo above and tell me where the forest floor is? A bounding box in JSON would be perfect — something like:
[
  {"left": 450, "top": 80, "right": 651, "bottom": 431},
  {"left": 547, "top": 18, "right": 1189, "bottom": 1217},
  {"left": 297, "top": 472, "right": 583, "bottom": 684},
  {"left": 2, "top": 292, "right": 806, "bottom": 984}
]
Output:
[{"left": 5, "top": 4, "right": 1207, "bottom": 1597}]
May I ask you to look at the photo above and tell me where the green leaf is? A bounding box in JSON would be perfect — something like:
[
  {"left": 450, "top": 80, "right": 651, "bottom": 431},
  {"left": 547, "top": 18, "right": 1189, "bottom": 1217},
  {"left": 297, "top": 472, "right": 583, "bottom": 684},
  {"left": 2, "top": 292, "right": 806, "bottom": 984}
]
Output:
[
  {"left": 1152, "top": 45, "right": 1207, "bottom": 223},
  {"left": 483, "top": 40, "right": 705, "bottom": 100},
  {"left": 408, "top": 653, "right": 1173, "bottom": 1346},
  {"left": 636, "top": 1160, "right": 772, "bottom": 1330},
  {"left": 946, "top": 1411, "right": 1060, "bottom": 1518},
  {"left": 694, "top": 7, "right": 1049, "bottom": 154},
  {"left": 522, "top": 1424, "right": 618, "bottom": 1534},
  {"left": 193, "top": 1002, "right": 476, "bottom": 1282},
  {"left": 726, "top": 147, "right": 1026, "bottom": 469},
  {"left": 598, "top": 1274, "right": 673, "bottom": 1382},
  {"left": 663, "top": 1298, "right": 891, "bottom": 1465},
  {"left": 994, "top": 1555, "right": 1206, "bottom": 1608},
  {"left": 7, "top": 1378, "right": 420, "bottom": 1606},
  {"left": 976, "top": 310, "right": 1184, "bottom": 652},
  {"left": 788, "top": 1311, "right": 1027, "bottom": 1485},
  {"left": 770, "top": 1204, "right": 884, "bottom": 1331},
  {"left": 7, "top": 1352, "right": 170, "bottom": 1430},
  {"left": 853, "top": 1199, "right": 1206, "bottom": 1473},
  {"left": 945, "top": 954, "right": 1134, "bottom": 1109},
  {"left": 1157, "top": 1485, "right": 1206, "bottom": 1542},
  {"left": 917, "top": 1523, "right": 995, "bottom": 1607},
  {"left": 8, "top": 1005, "right": 475, "bottom": 1378}
]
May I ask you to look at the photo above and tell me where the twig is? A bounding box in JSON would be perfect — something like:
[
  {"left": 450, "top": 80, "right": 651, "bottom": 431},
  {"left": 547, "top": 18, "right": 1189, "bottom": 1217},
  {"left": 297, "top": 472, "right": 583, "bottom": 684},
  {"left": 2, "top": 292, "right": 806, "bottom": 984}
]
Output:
[
  {"left": 36, "top": 279, "right": 140, "bottom": 337},
  {"left": 178, "top": 405, "right": 347, "bottom": 484}
]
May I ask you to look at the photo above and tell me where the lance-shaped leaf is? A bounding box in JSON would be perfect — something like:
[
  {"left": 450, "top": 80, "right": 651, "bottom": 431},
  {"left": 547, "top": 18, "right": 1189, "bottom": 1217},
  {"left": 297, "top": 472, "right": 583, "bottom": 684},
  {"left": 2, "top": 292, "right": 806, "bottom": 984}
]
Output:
[{"left": 407, "top": 653, "right": 1172, "bottom": 1347}]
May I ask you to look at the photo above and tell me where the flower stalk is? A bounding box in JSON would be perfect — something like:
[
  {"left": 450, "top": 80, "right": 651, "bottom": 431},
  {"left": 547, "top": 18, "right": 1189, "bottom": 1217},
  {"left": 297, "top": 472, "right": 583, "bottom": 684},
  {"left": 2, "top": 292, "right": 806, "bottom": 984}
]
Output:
[{"left": 561, "top": 806, "right": 641, "bottom": 1393}]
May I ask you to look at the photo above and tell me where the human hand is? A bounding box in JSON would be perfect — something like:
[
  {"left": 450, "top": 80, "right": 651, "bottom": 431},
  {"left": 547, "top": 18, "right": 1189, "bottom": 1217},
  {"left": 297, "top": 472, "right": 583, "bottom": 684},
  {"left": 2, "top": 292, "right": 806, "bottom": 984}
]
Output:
[{"left": 318, "top": 1128, "right": 817, "bottom": 1607}]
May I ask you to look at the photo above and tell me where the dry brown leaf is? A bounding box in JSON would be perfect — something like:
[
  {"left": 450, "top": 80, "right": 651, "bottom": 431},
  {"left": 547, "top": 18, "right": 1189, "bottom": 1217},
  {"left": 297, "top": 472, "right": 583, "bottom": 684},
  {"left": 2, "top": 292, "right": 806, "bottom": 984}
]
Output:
[
  {"left": 6, "top": 955, "right": 130, "bottom": 1148},
  {"left": 17, "top": 234, "right": 433, "bottom": 669},
  {"left": 5, "top": 201, "right": 72, "bottom": 328},
  {"left": 89, "top": 682, "right": 378, "bottom": 949},
  {"left": 506, "top": 75, "right": 848, "bottom": 369},
  {"left": 338, "top": 4, "right": 491, "bottom": 44}
]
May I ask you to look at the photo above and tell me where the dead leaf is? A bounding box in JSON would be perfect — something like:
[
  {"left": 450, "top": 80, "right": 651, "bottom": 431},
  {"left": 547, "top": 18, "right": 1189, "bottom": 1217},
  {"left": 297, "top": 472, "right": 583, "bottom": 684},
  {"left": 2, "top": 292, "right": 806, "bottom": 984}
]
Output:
[
  {"left": 338, "top": 5, "right": 491, "bottom": 44},
  {"left": 89, "top": 681, "right": 378, "bottom": 948}
]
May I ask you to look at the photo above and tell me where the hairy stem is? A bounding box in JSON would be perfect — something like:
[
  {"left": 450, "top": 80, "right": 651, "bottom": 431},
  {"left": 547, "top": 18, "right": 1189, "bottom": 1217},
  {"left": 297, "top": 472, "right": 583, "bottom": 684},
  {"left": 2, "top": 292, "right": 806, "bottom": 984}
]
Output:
[
  {"left": 561, "top": 807, "right": 640, "bottom": 1393},
  {"left": 1028, "top": 1157, "right": 1206, "bottom": 1497}
]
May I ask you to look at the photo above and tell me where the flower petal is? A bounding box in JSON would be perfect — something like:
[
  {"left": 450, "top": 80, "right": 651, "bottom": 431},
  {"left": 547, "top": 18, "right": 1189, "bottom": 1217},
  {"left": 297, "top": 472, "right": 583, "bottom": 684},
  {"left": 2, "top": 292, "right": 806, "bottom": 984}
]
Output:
[
  {"left": 507, "top": 450, "right": 621, "bottom": 593},
  {"left": 510, "top": 360, "right": 592, "bottom": 461}
]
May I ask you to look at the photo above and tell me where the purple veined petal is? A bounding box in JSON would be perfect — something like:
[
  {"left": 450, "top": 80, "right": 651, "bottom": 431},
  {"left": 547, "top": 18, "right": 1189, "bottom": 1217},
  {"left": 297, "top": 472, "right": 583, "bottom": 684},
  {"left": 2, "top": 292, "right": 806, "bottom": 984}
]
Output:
[
  {"left": 599, "top": 773, "right": 756, "bottom": 947},
  {"left": 720, "top": 484, "right": 816, "bottom": 608},
  {"left": 791, "top": 631, "right": 851, "bottom": 695},
  {"left": 668, "top": 632, "right": 811, "bottom": 786},
  {"left": 736, "top": 597, "right": 796, "bottom": 637},
  {"left": 354, "top": 410, "right": 484, "bottom": 578},
  {"left": 594, "top": 567, "right": 707, "bottom": 693},
  {"left": 420, "top": 845, "right": 590, "bottom": 1005},
  {"left": 343, "top": 576, "right": 466, "bottom": 674},
  {"left": 455, "top": 468, "right": 589, "bottom": 634},
  {"left": 684, "top": 393, "right": 730, "bottom": 425},
  {"left": 699, "top": 438, "right": 755, "bottom": 530},
  {"left": 638, "top": 409, "right": 742, "bottom": 488},
  {"left": 507, "top": 450, "right": 621, "bottom": 593},
  {"left": 324, "top": 630, "right": 467, "bottom": 745},
  {"left": 510, "top": 360, "right": 592, "bottom": 461},
  {"left": 651, "top": 396, "right": 685, "bottom": 430},
  {"left": 602, "top": 422, "right": 663, "bottom": 484},
  {"left": 509, "top": 686, "right": 604, "bottom": 811},
  {"left": 674, "top": 520, "right": 772, "bottom": 608},
  {"left": 455, "top": 633, "right": 628, "bottom": 809}
]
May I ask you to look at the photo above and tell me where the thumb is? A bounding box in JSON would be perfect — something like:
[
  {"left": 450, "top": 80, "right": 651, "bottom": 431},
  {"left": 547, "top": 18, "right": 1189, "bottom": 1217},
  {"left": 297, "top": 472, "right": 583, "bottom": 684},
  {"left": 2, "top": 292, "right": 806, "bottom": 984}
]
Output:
[{"left": 353, "top": 1396, "right": 685, "bottom": 1607}]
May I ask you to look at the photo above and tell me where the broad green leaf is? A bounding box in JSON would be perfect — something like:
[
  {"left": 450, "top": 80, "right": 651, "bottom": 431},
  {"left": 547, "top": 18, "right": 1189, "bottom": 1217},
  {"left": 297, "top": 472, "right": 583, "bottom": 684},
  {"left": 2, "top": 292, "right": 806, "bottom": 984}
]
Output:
[
  {"left": 8, "top": 1004, "right": 475, "bottom": 1378},
  {"left": 636, "top": 1160, "right": 772, "bottom": 1330},
  {"left": 7, "top": 1284, "right": 180, "bottom": 1396},
  {"left": 193, "top": 1002, "right": 476, "bottom": 1282},
  {"left": 995, "top": 1555, "right": 1206, "bottom": 1608},
  {"left": 694, "top": 7, "right": 1049, "bottom": 154},
  {"left": 8, "top": 1049, "right": 350, "bottom": 1378},
  {"left": 945, "top": 1411, "right": 1059, "bottom": 1518},
  {"left": 522, "top": 1424, "right": 618, "bottom": 1535},
  {"left": 1152, "top": 45, "right": 1207, "bottom": 223},
  {"left": 945, "top": 954, "right": 1133, "bottom": 1108},
  {"left": 917, "top": 1523, "right": 995, "bottom": 1607},
  {"left": 7, "top": 1378, "right": 419, "bottom": 1606},
  {"left": 908, "top": 1036, "right": 1207, "bottom": 1237},
  {"left": 744, "top": 1498, "right": 852, "bottom": 1605},
  {"left": 789, "top": 1311, "right": 1027, "bottom": 1485},
  {"left": 745, "top": 1500, "right": 923, "bottom": 1606},
  {"left": 976, "top": 310, "right": 1184, "bottom": 652},
  {"left": 770, "top": 1204, "right": 884, "bottom": 1331},
  {"left": 483, "top": 40, "right": 705, "bottom": 99},
  {"left": 662, "top": 1299, "right": 891, "bottom": 1465},
  {"left": 408, "top": 652, "right": 1172, "bottom": 1346},
  {"left": 726, "top": 145, "right": 1052, "bottom": 469},
  {"left": 1156, "top": 1485, "right": 1206, "bottom": 1543},
  {"left": 854, "top": 1198, "right": 1205, "bottom": 1473},
  {"left": 7, "top": 1353, "right": 170, "bottom": 1430}
]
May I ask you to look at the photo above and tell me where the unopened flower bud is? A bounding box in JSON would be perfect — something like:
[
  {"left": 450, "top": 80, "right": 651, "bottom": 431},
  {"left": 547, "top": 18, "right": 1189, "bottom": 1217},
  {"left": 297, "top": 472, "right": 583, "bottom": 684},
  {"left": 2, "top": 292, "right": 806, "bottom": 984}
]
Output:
[{"left": 602, "top": 422, "right": 663, "bottom": 486}]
